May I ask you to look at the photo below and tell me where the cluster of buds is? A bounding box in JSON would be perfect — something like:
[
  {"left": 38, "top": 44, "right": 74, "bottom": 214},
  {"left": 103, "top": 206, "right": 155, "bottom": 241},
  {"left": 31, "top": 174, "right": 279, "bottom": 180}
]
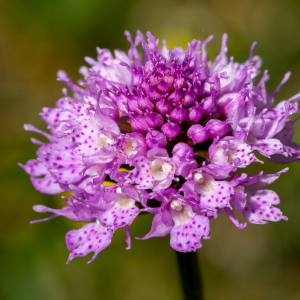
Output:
[{"left": 20, "top": 31, "right": 300, "bottom": 263}]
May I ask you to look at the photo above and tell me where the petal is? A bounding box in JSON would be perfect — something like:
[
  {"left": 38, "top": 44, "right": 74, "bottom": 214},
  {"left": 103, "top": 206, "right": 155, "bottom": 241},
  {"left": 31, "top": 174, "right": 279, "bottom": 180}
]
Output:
[
  {"left": 129, "top": 157, "right": 154, "bottom": 189},
  {"left": 230, "top": 186, "right": 247, "bottom": 213},
  {"left": 46, "top": 145, "right": 84, "bottom": 184},
  {"left": 137, "top": 213, "right": 172, "bottom": 240},
  {"left": 19, "top": 159, "right": 47, "bottom": 176},
  {"left": 195, "top": 173, "right": 234, "bottom": 210},
  {"left": 125, "top": 225, "right": 131, "bottom": 250},
  {"left": 251, "top": 139, "right": 286, "bottom": 158},
  {"left": 32, "top": 204, "right": 96, "bottom": 222},
  {"left": 224, "top": 207, "right": 247, "bottom": 229},
  {"left": 66, "top": 222, "right": 113, "bottom": 264},
  {"left": 243, "top": 190, "right": 287, "bottom": 224},
  {"left": 99, "top": 192, "right": 140, "bottom": 229},
  {"left": 30, "top": 176, "right": 64, "bottom": 194},
  {"left": 170, "top": 206, "right": 210, "bottom": 252},
  {"left": 233, "top": 143, "right": 263, "bottom": 167}
]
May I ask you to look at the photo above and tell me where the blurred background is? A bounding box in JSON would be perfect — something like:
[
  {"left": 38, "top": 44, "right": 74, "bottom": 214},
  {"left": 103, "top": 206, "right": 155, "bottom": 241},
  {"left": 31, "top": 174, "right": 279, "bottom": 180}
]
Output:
[{"left": 1, "top": 0, "right": 300, "bottom": 299}]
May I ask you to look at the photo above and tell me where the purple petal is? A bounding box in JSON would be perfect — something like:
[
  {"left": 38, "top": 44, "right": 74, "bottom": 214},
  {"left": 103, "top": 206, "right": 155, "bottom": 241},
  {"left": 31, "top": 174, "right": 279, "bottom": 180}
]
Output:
[
  {"left": 66, "top": 222, "right": 113, "bottom": 264},
  {"left": 170, "top": 206, "right": 210, "bottom": 252},
  {"left": 19, "top": 159, "right": 47, "bottom": 176},
  {"left": 137, "top": 214, "right": 172, "bottom": 240},
  {"left": 224, "top": 207, "right": 247, "bottom": 229},
  {"left": 99, "top": 191, "right": 140, "bottom": 229},
  {"left": 30, "top": 176, "right": 64, "bottom": 194},
  {"left": 125, "top": 225, "right": 131, "bottom": 250},
  {"left": 243, "top": 190, "right": 287, "bottom": 224}
]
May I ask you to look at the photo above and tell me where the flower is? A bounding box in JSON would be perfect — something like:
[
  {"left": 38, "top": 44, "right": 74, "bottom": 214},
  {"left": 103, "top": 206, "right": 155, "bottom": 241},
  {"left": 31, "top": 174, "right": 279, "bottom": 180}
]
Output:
[{"left": 20, "top": 30, "right": 300, "bottom": 263}]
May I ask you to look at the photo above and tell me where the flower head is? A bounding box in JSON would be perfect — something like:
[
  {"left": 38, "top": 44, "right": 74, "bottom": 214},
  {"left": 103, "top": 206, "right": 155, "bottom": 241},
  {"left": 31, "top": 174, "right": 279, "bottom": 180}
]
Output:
[{"left": 20, "top": 30, "right": 300, "bottom": 263}]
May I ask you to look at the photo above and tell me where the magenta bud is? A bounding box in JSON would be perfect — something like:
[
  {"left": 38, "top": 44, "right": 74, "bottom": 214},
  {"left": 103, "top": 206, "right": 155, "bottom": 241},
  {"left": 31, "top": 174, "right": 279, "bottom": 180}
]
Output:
[
  {"left": 161, "top": 122, "right": 181, "bottom": 139},
  {"left": 167, "top": 90, "right": 184, "bottom": 106},
  {"left": 217, "top": 93, "right": 237, "bottom": 115},
  {"left": 205, "top": 119, "right": 228, "bottom": 139},
  {"left": 138, "top": 96, "right": 155, "bottom": 112},
  {"left": 172, "top": 142, "right": 194, "bottom": 159},
  {"left": 157, "top": 81, "right": 172, "bottom": 93},
  {"left": 201, "top": 79, "right": 212, "bottom": 98},
  {"left": 131, "top": 70, "right": 143, "bottom": 86},
  {"left": 140, "top": 79, "right": 150, "bottom": 92},
  {"left": 201, "top": 94, "right": 216, "bottom": 116},
  {"left": 182, "top": 90, "right": 197, "bottom": 107},
  {"left": 185, "top": 104, "right": 203, "bottom": 122},
  {"left": 127, "top": 97, "right": 144, "bottom": 115},
  {"left": 170, "top": 106, "right": 187, "bottom": 124},
  {"left": 187, "top": 124, "right": 209, "bottom": 144},
  {"left": 174, "top": 75, "right": 187, "bottom": 90},
  {"left": 146, "top": 130, "right": 167, "bottom": 149},
  {"left": 149, "top": 71, "right": 163, "bottom": 87},
  {"left": 144, "top": 112, "right": 164, "bottom": 127},
  {"left": 147, "top": 84, "right": 162, "bottom": 102},
  {"left": 192, "top": 79, "right": 202, "bottom": 97},
  {"left": 156, "top": 99, "right": 173, "bottom": 115},
  {"left": 164, "top": 72, "right": 174, "bottom": 85},
  {"left": 130, "top": 115, "right": 149, "bottom": 133}
]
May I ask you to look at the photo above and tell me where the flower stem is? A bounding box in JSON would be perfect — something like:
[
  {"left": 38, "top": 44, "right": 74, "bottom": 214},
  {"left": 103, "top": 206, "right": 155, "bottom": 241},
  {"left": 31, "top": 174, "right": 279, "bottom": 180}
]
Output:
[{"left": 176, "top": 251, "right": 203, "bottom": 300}]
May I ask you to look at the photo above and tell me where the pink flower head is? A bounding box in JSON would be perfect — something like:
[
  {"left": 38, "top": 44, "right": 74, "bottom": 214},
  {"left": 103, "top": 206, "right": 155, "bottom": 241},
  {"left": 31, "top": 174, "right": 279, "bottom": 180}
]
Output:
[{"left": 20, "top": 30, "right": 300, "bottom": 263}]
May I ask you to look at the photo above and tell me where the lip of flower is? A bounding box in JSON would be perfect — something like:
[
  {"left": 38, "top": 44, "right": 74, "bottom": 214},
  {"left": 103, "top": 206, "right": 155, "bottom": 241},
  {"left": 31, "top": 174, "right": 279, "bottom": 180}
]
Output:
[
  {"left": 85, "top": 165, "right": 105, "bottom": 177},
  {"left": 123, "top": 139, "right": 137, "bottom": 156},
  {"left": 98, "top": 134, "right": 114, "bottom": 148},
  {"left": 151, "top": 158, "right": 173, "bottom": 181},
  {"left": 115, "top": 187, "right": 136, "bottom": 207}
]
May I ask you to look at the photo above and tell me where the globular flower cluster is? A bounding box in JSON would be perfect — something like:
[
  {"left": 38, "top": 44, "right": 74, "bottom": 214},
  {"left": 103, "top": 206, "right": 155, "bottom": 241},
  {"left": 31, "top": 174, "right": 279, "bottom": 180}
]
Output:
[{"left": 20, "top": 31, "right": 300, "bottom": 263}]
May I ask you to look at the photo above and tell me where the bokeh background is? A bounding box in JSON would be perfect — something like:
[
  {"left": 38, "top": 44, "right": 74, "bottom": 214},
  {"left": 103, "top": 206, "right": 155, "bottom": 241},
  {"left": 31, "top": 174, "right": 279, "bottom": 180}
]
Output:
[{"left": 1, "top": 0, "right": 300, "bottom": 299}]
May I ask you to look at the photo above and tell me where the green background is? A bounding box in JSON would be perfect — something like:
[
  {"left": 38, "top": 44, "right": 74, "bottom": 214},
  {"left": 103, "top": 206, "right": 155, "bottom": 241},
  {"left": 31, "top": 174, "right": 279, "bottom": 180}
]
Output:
[{"left": 1, "top": 0, "right": 300, "bottom": 299}]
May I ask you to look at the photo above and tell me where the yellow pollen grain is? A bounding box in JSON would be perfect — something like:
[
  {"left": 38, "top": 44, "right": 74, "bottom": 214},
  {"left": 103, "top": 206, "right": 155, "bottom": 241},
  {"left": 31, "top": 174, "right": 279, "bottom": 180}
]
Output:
[{"left": 103, "top": 181, "right": 116, "bottom": 187}]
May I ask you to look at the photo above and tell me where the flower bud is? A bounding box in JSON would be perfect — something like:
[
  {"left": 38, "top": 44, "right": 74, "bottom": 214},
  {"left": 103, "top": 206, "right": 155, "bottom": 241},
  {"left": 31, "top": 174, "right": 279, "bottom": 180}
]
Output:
[
  {"left": 170, "top": 106, "right": 187, "bottom": 124},
  {"left": 129, "top": 115, "right": 149, "bottom": 133},
  {"left": 172, "top": 142, "right": 194, "bottom": 159},
  {"left": 174, "top": 75, "right": 187, "bottom": 90},
  {"left": 164, "top": 71, "right": 174, "bottom": 85},
  {"left": 192, "top": 78, "right": 202, "bottom": 97},
  {"left": 185, "top": 104, "right": 203, "bottom": 122},
  {"left": 146, "top": 130, "right": 167, "bottom": 148},
  {"left": 127, "top": 97, "right": 144, "bottom": 115},
  {"left": 201, "top": 94, "right": 216, "bottom": 116},
  {"left": 167, "top": 90, "right": 184, "bottom": 106},
  {"left": 182, "top": 90, "right": 197, "bottom": 107},
  {"left": 161, "top": 122, "right": 181, "bottom": 139},
  {"left": 156, "top": 99, "right": 172, "bottom": 115},
  {"left": 138, "top": 95, "right": 155, "bottom": 112},
  {"left": 205, "top": 119, "right": 228, "bottom": 139},
  {"left": 149, "top": 71, "right": 162, "bottom": 87},
  {"left": 157, "top": 81, "right": 172, "bottom": 93},
  {"left": 144, "top": 112, "right": 164, "bottom": 127},
  {"left": 187, "top": 124, "right": 209, "bottom": 144},
  {"left": 147, "top": 84, "right": 163, "bottom": 102},
  {"left": 201, "top": 79, "right": 212, "bottom": 98}
]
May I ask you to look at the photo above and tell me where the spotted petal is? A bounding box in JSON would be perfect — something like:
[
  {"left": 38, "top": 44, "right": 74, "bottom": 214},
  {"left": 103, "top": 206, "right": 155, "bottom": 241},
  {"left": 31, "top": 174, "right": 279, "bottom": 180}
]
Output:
[
  {"left": 243, "top": 189, "right": 287, "bottom": 224},
  {"left": 66, "top": 222, "right": 113, "bottom": 264},
  {"left": 170, "top": 206, "right": 210, "bottom": 252}
]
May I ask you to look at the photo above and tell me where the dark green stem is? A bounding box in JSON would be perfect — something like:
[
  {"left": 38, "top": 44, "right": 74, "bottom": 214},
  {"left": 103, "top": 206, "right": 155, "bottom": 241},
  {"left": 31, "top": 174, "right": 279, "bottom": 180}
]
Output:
[{"left": 176, "top": 251, "right": 203, "bottom": 300}]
